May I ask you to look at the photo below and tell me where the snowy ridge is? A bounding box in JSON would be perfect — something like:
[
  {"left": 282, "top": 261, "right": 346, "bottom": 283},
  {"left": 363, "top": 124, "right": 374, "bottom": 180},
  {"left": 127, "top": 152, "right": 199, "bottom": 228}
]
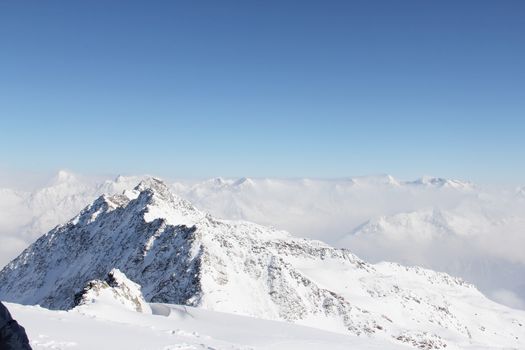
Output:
[
  {"left": 350, "top": 209, "right": 476, "bottom": 240},
  {"left": 404, "top": 176, "right": 475, "bottom": 190},
  {"left": 74, "top": 268, "right": 151, "bottom": 314},
  {"left": 342, "top": 207, "right": 525, "bottom": 309},
  {"left": 1, "top": 178, "right": 524, "bottom": 349}
]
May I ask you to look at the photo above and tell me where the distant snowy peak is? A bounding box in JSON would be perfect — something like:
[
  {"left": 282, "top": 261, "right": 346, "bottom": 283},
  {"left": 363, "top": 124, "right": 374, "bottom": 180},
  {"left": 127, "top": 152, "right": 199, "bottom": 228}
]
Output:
[
  {"left": 51, "top": 170, "right": 79, "bottom": 185},
  {"left": 350, "top": 208, "right": 487, "bottom": 241},
  {"left": 193, "top": 176, "right": 256, "bottom": 190},
  {"left": 406, "top": 176, "right": 474, "bottom": 190},
  {"left": 98, "top": 174, "right": 146, "bottom": 194},
  {"left": 349, "top": 174, "right": 401, "bottom": 187},
  {"left": 351, "top": 209, "right": 454, "bottom": 241},
  {"left": 231, "top": 176, "right": 256, "bottom": 188},
  {"left": 48, "top": 170, "right": 146, "bottom": 195},
  {"left": 303, "top": 174, "right": 473, "bottom": 190}
]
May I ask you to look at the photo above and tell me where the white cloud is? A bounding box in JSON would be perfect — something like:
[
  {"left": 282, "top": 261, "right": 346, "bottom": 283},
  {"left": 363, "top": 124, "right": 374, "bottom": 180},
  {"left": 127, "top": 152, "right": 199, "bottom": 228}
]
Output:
[
  {"left": 490, "top": 289, "right": 525, "bottom": 309},
  {"left": 0, "top": 236, "right": 28, "bottom": 267}
]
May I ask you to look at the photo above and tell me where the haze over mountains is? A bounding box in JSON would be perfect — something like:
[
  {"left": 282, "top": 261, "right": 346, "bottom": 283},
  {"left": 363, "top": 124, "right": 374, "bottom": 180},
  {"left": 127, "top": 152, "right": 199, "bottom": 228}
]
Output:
[
  {"left": 1, "top": 170, "right": 524, "bottom": 311},
  {"left": 1, "top": 177, "right": 524, "bottom": 349}
]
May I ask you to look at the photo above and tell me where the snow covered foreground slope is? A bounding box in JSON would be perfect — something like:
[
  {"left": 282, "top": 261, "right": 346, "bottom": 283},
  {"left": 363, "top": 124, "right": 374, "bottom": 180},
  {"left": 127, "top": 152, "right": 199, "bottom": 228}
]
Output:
[
  {"left": 9, "top": 301, "right": 409, "bottom": 350},
  {"left": 12, "top": 270, "right": 406, "bottom": 349},
  {"left": 1, "top": 178, "right": 524, "bottom": 349}
]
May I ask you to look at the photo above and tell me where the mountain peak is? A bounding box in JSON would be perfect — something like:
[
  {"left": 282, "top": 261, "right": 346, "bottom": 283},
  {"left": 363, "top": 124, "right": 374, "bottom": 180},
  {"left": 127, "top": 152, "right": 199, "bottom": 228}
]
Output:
[
  {"left": 134, "top": 177, "right": 171, "bottom": 195},
  {"left": 131, "top": 177, "right": 205, "bottom": 227},
  {"left": 51, "top": 169, "right": 79, "bottom": 185},
  {"left": 232, "top": 177, "right": 254, "bottom": 187},
  {"left": 409, "top": 176, "right": 474, "bottom": 190},
  {"left": 69, "top": 177, "right": 204, "bottom": 231},
  {"left": 351, "top": 174, "right": 400, "bottom": 187}
]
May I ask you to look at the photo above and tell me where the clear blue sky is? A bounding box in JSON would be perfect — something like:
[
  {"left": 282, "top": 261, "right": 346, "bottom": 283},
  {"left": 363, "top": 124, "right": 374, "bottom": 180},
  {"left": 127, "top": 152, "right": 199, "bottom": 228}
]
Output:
[{"left": 1, "top": 1, "right": 524, "bottom": 183}]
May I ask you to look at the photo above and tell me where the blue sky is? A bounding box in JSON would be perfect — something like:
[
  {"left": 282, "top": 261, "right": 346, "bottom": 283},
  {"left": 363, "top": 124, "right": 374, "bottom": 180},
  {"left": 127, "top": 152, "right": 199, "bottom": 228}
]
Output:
[{"left": 1, "top": 1, "right": 524, "bottom": 183}]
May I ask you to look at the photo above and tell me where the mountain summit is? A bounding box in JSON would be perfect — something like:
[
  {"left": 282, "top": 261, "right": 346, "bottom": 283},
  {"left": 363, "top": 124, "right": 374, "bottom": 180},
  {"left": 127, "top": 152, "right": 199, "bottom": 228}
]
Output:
[{"left": 0, "top": 178, "right": 524, "bottom": 349}]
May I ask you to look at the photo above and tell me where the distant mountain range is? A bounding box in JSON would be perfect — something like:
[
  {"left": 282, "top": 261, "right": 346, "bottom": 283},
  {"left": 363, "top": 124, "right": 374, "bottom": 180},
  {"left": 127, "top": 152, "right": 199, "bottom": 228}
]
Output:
[{"left": 1, "top": 171, "right": 524, "bottom": 311}]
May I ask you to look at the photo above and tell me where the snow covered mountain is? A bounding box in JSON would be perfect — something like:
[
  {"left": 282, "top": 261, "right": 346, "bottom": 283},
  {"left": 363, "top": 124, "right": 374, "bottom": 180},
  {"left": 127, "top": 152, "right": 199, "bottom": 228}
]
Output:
[
  {"left": 1, "top": 171, "right": 525, "bottom": 311},
  {"left": 403, "top": 176, "right": 475, "bottom": 190},
  {"left": 340, "top": 207, "right": 525, "bottom": 309},
  {"left": 0, "top": 171, "right": 477, "bottom": 254},
  {"left": 1, "top": 178, "right": 524, "bottom": 349}
]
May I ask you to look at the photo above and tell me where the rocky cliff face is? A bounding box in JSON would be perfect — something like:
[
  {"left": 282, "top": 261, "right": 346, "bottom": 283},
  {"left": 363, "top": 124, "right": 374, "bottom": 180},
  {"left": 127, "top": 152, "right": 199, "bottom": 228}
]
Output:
[{"left": 1, "top": 178, "right": 524, "bottom": 349}]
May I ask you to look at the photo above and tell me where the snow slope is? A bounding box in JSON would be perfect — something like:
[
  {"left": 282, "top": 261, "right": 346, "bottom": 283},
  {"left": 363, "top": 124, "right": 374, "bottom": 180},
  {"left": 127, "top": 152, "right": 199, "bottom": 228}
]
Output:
[
  {"left": 1, "top": 178, "right": 524, "bottom": 349},
  {"left": 8, "top": 301, "right": 411, "bottom": 350},
  {"left": 9, "top": 269, "right": 405, "bottom": 350}
]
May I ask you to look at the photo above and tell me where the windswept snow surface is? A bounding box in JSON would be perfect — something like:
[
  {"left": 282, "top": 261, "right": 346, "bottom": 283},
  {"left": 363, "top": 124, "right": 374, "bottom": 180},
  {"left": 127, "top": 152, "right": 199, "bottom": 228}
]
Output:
[
  {"left": 8, "top": 302, "right": 410, "bottom": 350},
  {"left": 0, "top": 171, "right": 525, "bottom": 309}
]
